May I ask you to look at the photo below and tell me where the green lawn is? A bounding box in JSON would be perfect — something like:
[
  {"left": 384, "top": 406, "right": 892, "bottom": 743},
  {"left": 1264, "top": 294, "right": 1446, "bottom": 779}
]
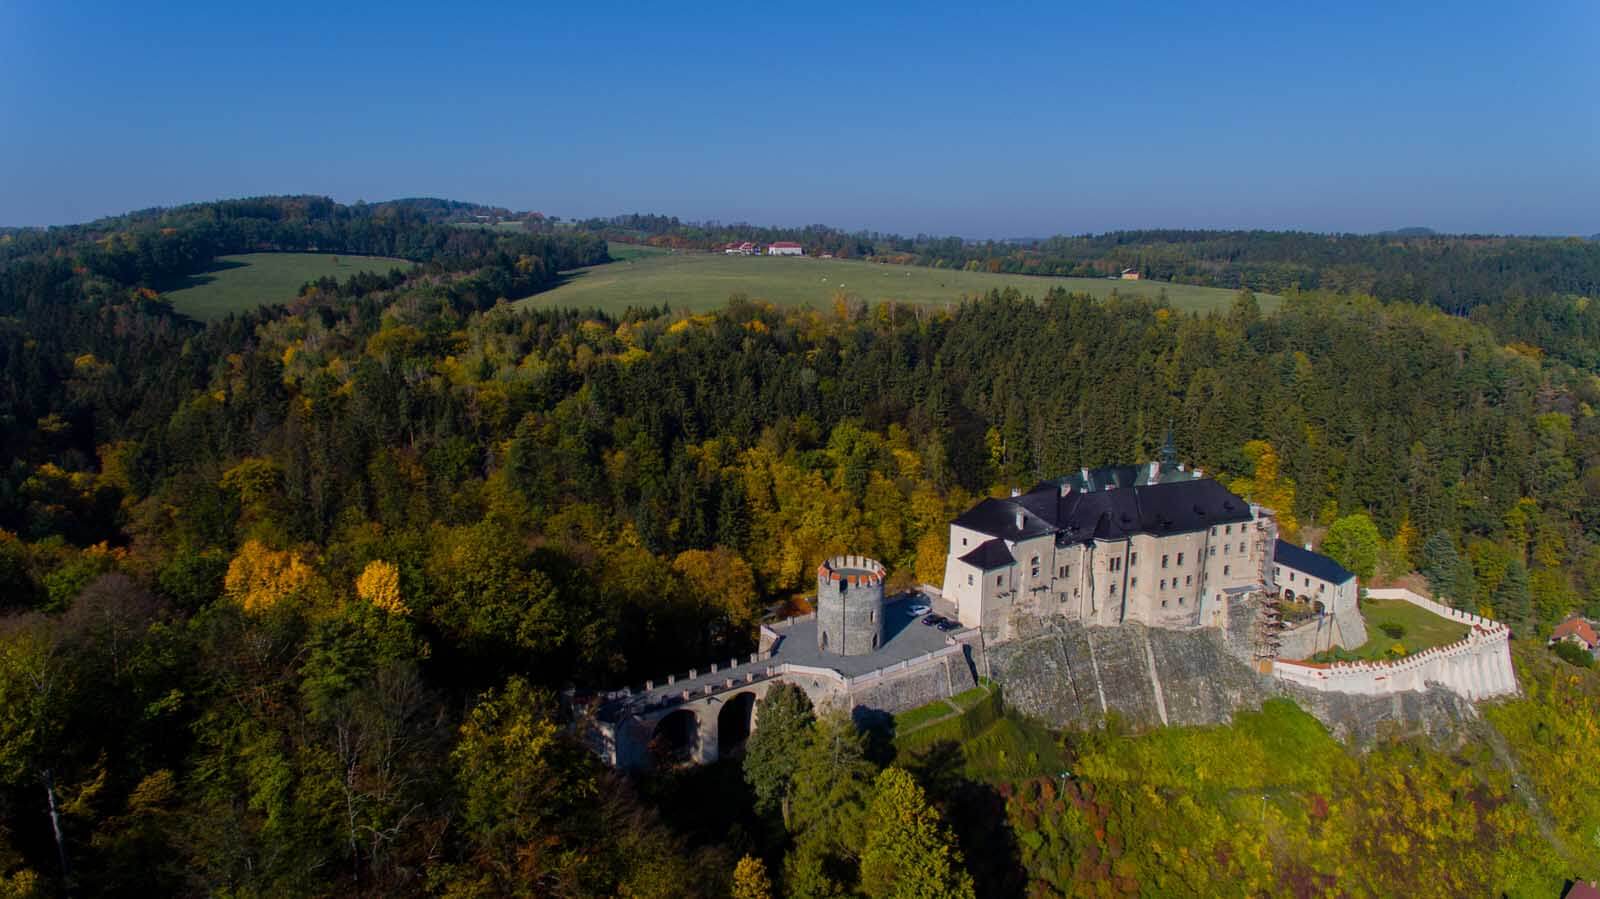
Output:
[
  {"left": 162, "top": 252, "right": 410, "bottom": 320},
  {"left": 517, "top": 243, "right": 1279, "bottom": 316},
  {"left": 1311, "top": 598, "right": 1471, "bottom": 663}
]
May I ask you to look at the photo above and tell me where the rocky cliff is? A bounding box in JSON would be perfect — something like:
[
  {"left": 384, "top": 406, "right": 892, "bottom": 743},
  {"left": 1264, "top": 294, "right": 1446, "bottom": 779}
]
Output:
[{"left": 987, "top": 603, "right": 1479, "bottom": 744}]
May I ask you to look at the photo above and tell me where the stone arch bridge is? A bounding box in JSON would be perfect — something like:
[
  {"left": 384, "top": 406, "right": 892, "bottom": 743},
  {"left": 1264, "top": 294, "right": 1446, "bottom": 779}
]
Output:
[{"left": 583, "top": 604, "right": 984, "bottom": 770}]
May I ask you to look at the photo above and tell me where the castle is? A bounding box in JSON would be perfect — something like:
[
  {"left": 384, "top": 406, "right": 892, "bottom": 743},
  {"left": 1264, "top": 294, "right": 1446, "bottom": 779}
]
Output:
[
  {"left": 585, "top": 458, "right": 1504, "bottom": 771},
  {"left": 943, "top": 459, "right": 1288, "bottom": 640}
]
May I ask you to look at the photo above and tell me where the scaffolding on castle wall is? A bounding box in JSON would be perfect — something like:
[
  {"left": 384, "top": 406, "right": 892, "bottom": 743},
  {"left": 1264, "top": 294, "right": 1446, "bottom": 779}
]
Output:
[{"left": 1254, "top": 591, "right": 1284, "bottom": 662}]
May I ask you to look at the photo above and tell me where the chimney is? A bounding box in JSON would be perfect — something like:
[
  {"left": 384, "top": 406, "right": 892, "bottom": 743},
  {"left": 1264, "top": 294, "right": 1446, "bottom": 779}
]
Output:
[
  {"left": 1059, "top": 482, "right": 1072, "bottom": 498},
  {"left": 1304, "top": 543, "right": 1313, "bottom": 551},
  {"left": 1010, "top": 486, "right": 1021, "bottom": 498},
  {"left": 1149, "top": 460, "right": 1160, "bottom": 482},
  {"left": 1015, "top": 511, "right": 1024, "bottom": 531},
  {"left": 1194, "top": 467, "right": 1204, "bottom": 478},
  {"left": 1177, "top": 462, "right": 1185, "bottom": 472},
  {"left": 1080, "top": 467, "right": 1090, "bottom": 486}
]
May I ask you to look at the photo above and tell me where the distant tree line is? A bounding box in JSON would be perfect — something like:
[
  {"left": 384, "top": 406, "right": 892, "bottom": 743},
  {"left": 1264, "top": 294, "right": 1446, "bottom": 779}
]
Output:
[{"left": 574, "top": 215, "right": 1600, "bottom": 338}]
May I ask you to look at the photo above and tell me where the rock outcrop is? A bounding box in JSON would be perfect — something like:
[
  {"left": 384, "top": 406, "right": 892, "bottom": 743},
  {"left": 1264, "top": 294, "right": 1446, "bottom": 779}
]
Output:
[{"left": 988, "top": 604, "right": 1481, "bottom": 744}]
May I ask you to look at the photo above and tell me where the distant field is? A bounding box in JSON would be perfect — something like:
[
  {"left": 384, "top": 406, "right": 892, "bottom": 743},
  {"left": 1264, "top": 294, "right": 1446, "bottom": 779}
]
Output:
[
  {"left": 162, "top": 252, "right": 410, "bottom": 320},
  {"left": 517, "top": 243, "right": 1278, "bottom": 315}
]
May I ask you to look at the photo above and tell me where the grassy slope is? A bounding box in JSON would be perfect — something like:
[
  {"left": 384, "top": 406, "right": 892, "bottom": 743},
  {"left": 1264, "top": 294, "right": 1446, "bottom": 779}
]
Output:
[
  {"left": 1314, "top": 598, "right": 1470, "bottom": 662},
  {"left": 162, "top": 252, "right": 410, "bottom": 320},
  {"left": 518, "top": 244, "right": 1281, "bottom": 316}
]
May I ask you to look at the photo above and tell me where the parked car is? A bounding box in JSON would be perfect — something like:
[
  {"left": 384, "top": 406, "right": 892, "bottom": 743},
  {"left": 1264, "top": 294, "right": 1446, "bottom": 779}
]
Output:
[
  {"left": 908, "top": 603, "right": 931, "bottom": 616},
  {"left": 921, "top": 614, "right": 944, "bottom": 627},
  {"left": 936, "top": 619, "right": 959, "bottom": 631}
]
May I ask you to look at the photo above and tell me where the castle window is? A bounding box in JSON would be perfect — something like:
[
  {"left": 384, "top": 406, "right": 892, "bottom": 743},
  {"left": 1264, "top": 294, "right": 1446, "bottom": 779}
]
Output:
[
  {"left": 1160, "top": 578, "right": 1166, "bottom": 590},
  {"left": 1223, "top": 565, "right": 1231, "bottom": 576},
  {"left": 962, "top": 538, "right": 968, "bottom": 546},
  {"left": 1179, "top": 596, "right": 1185, "bottom": 605},
  {"left": 1161, "top": 554, "right": 1169, "bottom": 568},
  {"left": 1177, "top": 553, "right": 1185, "bottom": 566},
  {"left": 1031, "top": 556, "right": 1040, "bottom": 577},
  {"left": 997, "top": 575, "right": 1004, "bottom": 586},
  {"left": 1208, "top": 546, "right": 1216, "bottom": 557},
  {"left": 1223, "top": 544, "right": 1229, "bottom": 555},
  {"left": 1109, "top": 583, "right": 1117, "bottom": 597},
  {"left": 1273, "top": 566, "right": 1280, "bottom": 578},
  {"left": 1225, "top": 525, "right": 1232, "bottom": 535},
  {"left": 1161, "top": 600, "right": 1168, "bottom": 608},
  {"left": 1130, "top": 552, "right": 1138, "bottom": 566},
  {"left": 1109, "top": 558, "right": 1121, "bottom": 572},
  {"left": 1239, "top": 542, "right": 1246, "bottom": 554},
  {"left": 1210, "top": 526, "right": 1217, "bottom": 536},
  {"left": 1130, "top": 577, "right": 1138, "bottom": 588},
  {"left": 1185, "top": 575, "right": 1192, "bottom": 586},
  {"left": 967, "top": 574, "right": 973, "bottom": 586},
  {"left": 1059, "top": 564, "right": 1069, "bottom": 578}
]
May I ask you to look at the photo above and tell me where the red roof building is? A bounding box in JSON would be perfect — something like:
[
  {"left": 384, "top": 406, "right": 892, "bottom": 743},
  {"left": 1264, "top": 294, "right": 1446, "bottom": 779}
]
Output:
[{"left": 1551, "top": 617, "right": 1600, "bottom": 649}]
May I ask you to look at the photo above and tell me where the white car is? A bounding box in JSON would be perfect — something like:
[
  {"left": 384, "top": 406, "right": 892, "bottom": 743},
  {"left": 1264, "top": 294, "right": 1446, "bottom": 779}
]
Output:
[{"left": 907, "top": 603, "right": 931, "bottom": 616}]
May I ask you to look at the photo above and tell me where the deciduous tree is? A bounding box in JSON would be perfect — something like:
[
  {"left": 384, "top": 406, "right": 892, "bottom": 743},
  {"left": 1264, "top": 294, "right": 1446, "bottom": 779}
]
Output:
[{"left": 859, "top": 767, "right": 975, "bottom": 899}]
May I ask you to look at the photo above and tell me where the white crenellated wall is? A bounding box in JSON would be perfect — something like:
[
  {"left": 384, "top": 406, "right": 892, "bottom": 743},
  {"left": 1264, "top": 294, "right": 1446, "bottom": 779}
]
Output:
[{"left": 1270, "top": 587, "right": 1517, "bottom": 701}]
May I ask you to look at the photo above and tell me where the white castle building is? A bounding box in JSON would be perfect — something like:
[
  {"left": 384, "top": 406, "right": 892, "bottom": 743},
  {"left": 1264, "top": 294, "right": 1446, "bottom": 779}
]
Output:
[{"left": 942, "top": 458, "right": 1355, "bottom": 643}]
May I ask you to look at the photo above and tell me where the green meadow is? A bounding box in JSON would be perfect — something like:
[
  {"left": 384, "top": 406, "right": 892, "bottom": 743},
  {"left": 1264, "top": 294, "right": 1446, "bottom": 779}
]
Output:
[
  {"left": 161, "top": 252, "right": 410, "bottom": 320},
  {"left": 1312, "top": 598, "right": 1470, "bottom": 663},
  {"left": 518, "top": 244, "right": 1280, "bottom": 316}
]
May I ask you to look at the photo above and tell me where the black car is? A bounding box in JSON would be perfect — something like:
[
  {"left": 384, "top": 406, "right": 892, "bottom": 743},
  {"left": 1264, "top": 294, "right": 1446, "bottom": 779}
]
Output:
[
  {"left": 921, "top": 614, "right": 944, "bottom": 627},
  {"left": 936, "top": 619, "right": 959, "bottom": 631}
]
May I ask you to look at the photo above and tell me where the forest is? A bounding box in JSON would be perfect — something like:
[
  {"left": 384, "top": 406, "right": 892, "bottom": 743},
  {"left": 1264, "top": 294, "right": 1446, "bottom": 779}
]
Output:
[{"left": 2, "top": 196, "right": 1600, "bottom": 895}]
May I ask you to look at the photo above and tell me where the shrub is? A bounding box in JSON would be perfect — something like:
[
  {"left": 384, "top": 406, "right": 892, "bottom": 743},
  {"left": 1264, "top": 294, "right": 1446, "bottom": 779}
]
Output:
[
  {"left": 1552, "top": 639, "right": 1595, "bottom": 669},
  {"left": 1380, "top": 621, "right": 1406, "bottom": 640}
]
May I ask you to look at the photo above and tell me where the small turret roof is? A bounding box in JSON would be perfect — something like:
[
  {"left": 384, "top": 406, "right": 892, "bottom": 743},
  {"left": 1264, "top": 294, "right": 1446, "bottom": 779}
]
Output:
[{"left": 959, "top": 538, "right": 1016, "bottom": 570}]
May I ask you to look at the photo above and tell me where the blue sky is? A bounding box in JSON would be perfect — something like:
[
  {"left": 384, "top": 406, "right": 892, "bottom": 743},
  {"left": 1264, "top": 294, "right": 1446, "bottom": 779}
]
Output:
[{"left": 3, "top": 1, "right": 1597, "bottom": 235}]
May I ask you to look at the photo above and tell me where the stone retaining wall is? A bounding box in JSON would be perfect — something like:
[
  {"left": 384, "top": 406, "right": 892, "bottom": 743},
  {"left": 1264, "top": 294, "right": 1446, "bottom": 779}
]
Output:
[
  {"left": 1276, "top": 604, "right": 1368, "bottom": 660},
  {"left": 1270, "top": 588, "right": 1516, "bottom": 701}
]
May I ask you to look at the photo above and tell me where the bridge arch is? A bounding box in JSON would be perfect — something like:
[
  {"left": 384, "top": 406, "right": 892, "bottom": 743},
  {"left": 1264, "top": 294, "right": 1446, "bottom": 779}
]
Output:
[
  {"left": 650, "top": 708, "right": 701, "bottom": 766},
  {"left": 717, "top": 691, "right": 758, "bottom": 757}
]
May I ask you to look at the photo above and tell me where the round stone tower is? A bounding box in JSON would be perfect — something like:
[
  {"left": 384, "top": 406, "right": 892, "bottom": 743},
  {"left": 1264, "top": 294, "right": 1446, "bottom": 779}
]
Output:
[{"left": 816, "top": 554, "right": 886, "bottom": 656}]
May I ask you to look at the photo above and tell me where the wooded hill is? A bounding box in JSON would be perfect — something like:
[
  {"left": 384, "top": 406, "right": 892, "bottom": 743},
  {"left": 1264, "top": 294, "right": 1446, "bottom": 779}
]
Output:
[{"left": 1, "top": 196, "right": 1599, "bottom": 895}]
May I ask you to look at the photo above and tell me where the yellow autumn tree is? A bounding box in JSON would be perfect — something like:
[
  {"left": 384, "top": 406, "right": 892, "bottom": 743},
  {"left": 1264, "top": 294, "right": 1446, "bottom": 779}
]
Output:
[
  {"left": 355, "top": 560, "right": 407, "bottom": 615},
  {"left": 731, "top": 855, "right": 774, "bottom": 899},
  {"left": 673, "top": 548, "right": 760, "bottom": 632},
  {"left": 224, "top": 540, "right": 313, "bottom": 613},
  {"left": 914, "top": 529, "right": 947, "bottom": 587},
  {"left": 1228, "top": 440, "right": 1298, "bottom": 539}
]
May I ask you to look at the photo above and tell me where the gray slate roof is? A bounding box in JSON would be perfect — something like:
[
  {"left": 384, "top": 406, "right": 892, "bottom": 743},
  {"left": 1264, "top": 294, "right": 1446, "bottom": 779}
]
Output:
[
  {"left": 953, "top": 467, "right": 1254, "bottom": 545},
  {"left": 1273, "top": 539, "right": 1355, "bottom": 585},
  {"left": 958, "top": 538, "right": 1016, "bottom": 570}
]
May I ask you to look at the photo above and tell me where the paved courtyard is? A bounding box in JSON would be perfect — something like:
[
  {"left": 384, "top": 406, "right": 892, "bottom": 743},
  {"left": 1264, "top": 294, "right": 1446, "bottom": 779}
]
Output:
[{"left": 767, "top": 594, "right": 960, "bottom": 677}]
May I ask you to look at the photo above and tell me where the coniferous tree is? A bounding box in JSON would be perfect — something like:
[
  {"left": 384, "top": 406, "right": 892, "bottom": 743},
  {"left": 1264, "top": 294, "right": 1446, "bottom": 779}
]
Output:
[
  {"left": 1421, "top": 531, "right": 1458, "bottom": 595},
  {"left": 1493, "top": 558, "right": 1533, "bottom": 629}
]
